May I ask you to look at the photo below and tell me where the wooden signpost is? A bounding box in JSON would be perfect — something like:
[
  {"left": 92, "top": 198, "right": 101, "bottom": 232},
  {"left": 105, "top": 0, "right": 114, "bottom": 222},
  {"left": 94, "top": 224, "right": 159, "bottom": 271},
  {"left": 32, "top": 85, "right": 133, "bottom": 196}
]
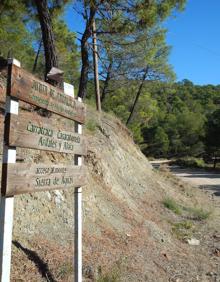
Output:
[
  {"left": 4, "top": 164, "right": 86, "bottom": 196},
  {"left": 0, "top": 59, "right": 86, "bottom": 282},
  {"left": 9, "top": 112, "right": 86, "bottom": 155},
  {"left": 10, "top": 65, "right": 86, "bottom": 123}
]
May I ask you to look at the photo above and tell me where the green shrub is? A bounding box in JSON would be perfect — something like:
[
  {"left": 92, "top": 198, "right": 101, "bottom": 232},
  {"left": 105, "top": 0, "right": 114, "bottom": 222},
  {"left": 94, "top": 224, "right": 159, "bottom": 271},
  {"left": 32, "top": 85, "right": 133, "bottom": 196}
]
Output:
[
  {"left": 185, "top": 207, "right": 211, "bottom": 221},
  {"left": 174, "top": 157, "right": 205, "bottom": 168},
  {"left": 163, "top": 197, "right": 182, "bottom": 215},
  {"left": 147, "top": 156, "right": 155, "bottom": 161},
  {"left": 172, "top": 220, "right": 194, "bottom": 240},
  {"left": 97, "top": 270, "right": 120, "bottom": 282},
  {"left": 86, "top": 119, "right": 98, "bottom": 133}
]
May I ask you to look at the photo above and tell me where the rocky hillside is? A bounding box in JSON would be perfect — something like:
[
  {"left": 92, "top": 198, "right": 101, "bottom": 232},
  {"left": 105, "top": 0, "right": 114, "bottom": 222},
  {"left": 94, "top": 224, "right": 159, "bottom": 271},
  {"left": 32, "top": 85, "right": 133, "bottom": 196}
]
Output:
[{"left": 0, "top": 69, "right": 220, "bottom": 282}]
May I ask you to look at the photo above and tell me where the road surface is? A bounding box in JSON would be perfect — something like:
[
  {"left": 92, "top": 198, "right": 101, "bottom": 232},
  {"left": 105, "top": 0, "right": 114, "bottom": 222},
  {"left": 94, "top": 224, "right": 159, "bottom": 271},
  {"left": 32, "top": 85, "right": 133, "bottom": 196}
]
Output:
[{"left": 150, "top": 160, "right": 220, "bottom": 197}]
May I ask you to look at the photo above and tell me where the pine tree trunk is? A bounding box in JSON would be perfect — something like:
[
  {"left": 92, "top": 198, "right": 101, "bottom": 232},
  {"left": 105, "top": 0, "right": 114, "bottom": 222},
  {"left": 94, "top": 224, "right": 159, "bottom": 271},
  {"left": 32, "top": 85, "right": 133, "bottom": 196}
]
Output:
[
  {"left": 101, "top": 61, "right": 112, "bottom": 103},
  {"left": 78, "top": 5, "right": 97, "bottom": 99},
  {"left": 34, "top": 0, "right": 58, "bottom": 82},
  {"left": 92, "top": 20, "right": 101, "bottom": 111},
  {"left": 126, "top": 67, "right": 148, "bottom": 125},
  {"left": 78, "top": 31, "right": 90, "bottom": 99},
  {"left": 32, "top": 39, "right": 42, "bottom": 73}
]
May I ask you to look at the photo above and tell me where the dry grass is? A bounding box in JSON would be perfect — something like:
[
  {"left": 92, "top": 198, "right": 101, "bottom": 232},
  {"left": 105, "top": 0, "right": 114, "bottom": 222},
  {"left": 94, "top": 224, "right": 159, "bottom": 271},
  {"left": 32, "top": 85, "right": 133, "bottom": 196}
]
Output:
[
  {"left": 171, "top": 221, "right": 194, "bottom": 240},
  {"left": 5, "top": 103, "right": 220, "bottom": 282},
  {"left": 163, "top": 197, "right": 182, "bottom": 215},
  {"left": 11, "top": 236, "right": 73, "bottom": 282}
]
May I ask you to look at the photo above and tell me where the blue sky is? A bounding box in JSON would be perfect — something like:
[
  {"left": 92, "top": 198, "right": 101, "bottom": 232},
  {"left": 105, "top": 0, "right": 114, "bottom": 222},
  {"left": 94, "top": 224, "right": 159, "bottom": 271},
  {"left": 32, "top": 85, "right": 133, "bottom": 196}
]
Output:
[
  {"left": 165, "top": 0, "right": 220, "bottom": 85},
  {"left": 65, "top": 0, "right": 220, "bottom": 85}
]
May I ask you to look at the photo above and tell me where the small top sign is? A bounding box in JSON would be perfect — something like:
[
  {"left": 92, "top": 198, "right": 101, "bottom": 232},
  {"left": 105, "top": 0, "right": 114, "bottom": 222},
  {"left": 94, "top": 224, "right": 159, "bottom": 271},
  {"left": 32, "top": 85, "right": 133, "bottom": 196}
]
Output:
[
  {"left": 64, "top": 82, "right": 74, "bottom": 97},
  {"left": 10, "top": 65, "right": 85, "bottom": 123}
]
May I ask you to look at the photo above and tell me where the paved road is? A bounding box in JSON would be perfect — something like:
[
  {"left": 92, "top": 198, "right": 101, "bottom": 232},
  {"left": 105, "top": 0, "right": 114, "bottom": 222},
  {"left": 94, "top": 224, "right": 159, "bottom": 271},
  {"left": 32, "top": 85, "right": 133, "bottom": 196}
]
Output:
[{"left": 150, "top": 160, "right": 220, "bottom": 197}]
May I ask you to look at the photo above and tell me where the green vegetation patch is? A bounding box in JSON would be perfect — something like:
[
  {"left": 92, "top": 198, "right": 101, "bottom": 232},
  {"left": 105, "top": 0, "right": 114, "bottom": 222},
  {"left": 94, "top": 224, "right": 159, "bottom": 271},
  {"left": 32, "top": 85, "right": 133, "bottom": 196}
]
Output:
[
  {"left": 172, "top": 220, "right": 194, "bottom": 240},
  {"left": 97, "top": 265, "right": 121, "bottom": 282},
  {"left": 163, "top": 197, "right": 182, "bottom": 215},
  {"left": 163, "top": 197, "right": 211, "bottom": 221},
  {"left": 86, "top": 119, "right": 98, "bottom": 133},
  {"left": 174, "top": 157, "right": 205, "bottom": 169},
  {"left": 97, "top": 271, "right": 120, "bottom": 282},
  {"left": 184, "top": 207, "right": 211, "bottom": 221}
]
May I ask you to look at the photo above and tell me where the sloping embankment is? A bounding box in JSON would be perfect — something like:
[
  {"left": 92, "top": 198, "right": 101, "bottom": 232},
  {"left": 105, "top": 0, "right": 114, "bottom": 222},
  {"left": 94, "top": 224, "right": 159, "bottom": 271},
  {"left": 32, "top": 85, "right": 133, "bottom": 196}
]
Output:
[{"left": 0, "top": 70, "right": 219, "bottom": 281}]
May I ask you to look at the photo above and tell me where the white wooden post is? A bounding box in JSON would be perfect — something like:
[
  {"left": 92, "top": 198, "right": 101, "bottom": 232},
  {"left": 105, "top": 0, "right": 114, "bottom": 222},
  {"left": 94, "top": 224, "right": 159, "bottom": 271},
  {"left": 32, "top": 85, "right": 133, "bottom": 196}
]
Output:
[
  {"left": 74, "top": 100, "right": 82, "bottom": 282},
  {"left": 74, "top": 186, "right": 82, "bottom": 282},
  {"left": 63, "top": 84, "right": 82, "bottom": 282},
  {"left": 0, "top": 58, "right": 20, "bottom": 282}
]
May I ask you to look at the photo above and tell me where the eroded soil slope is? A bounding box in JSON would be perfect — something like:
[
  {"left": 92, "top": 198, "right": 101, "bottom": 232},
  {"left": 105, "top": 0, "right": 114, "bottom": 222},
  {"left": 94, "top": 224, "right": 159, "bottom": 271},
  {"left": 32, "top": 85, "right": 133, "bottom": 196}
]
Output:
[{"left": 0, "top": 70, "right": 219, "bottom": 281}]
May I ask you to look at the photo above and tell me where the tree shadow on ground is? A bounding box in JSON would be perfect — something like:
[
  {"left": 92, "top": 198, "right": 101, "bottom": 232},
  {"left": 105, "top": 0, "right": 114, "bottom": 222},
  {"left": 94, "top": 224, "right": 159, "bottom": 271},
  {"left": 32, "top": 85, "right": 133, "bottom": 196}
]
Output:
[
  {"left": 13, "top": 240, "right": 57, "bottom": 282},
  {"left": 199, "top": 185, "right": 220, "bottom": 197},
  {"left": 151, "top": 162, "right": 220, "bottom": 197}
]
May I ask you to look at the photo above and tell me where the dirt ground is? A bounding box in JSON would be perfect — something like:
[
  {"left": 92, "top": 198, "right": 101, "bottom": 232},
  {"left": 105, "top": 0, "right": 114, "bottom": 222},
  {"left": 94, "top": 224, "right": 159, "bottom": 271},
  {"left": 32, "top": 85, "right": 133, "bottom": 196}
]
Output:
[
  {"left": 150, "top": 160, "right": 220, "bottom": 197},
  {"left": 8, "top": 110, "right": 220, "bottom": 282},
  {"left": 0, "top": 70, "right": 220, "bottom": 281}
]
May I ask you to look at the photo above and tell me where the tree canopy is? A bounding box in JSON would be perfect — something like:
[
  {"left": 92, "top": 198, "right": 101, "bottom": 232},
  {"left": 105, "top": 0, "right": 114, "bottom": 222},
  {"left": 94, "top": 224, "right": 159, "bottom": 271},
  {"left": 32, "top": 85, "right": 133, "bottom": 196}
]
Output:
[{"left": 2, "top": 0, "right": 220, "bottom": 164}]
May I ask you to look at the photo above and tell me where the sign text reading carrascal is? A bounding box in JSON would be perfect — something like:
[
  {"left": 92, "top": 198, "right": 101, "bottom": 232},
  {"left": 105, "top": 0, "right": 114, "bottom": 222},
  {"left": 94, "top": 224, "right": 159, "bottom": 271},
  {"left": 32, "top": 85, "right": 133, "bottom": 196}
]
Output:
[
  {"left": 27, "top": 121, "right": 80, "bottom": 151},
  {"left": 9, "top": 112, "right": 86, "bottom": 155}
]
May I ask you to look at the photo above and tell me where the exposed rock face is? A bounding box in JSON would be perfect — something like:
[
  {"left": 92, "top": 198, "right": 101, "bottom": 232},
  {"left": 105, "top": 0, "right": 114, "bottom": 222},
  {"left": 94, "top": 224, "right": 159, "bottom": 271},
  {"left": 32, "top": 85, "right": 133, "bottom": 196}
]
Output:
[{"left": 0, "top": 72, "right": 219, "bottom": 282}]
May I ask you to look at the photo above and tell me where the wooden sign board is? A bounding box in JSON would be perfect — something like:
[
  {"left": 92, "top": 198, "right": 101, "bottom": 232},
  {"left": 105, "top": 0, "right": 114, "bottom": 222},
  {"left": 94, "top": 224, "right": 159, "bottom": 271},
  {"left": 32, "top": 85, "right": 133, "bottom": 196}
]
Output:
[
  {"left": 8, "top": 112, "right": 87, "bottom": 155},
  {"left": 4, "top": 163, "right": 86, "bottom": 196},
  {"left": 10, "top": 65, "right": 86, "bottom": 123}
]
